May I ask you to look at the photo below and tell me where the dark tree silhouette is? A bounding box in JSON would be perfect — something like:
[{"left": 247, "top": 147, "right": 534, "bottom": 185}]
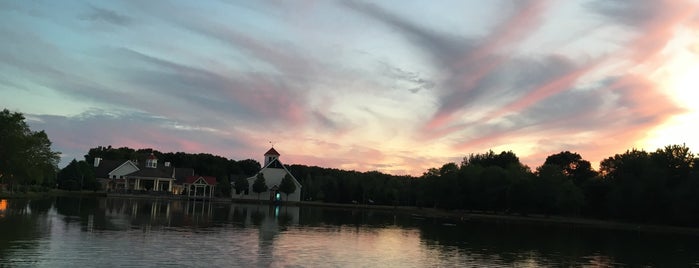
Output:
[
  {"left": 0, "top": 109, "right": 60, "bottom": 191},
  {"left": 252, "top": 173, "right": 268, "bottom": 200},
  {"left": 233, "top": 176, "right": 249, "bottom": 195},
  {"left": 279, "top": 174, "right": 297, "bottom": 201},
  {"left": 544, "top": 151, "right": 597, "bottom": 186},
  {"left": 57, "top": 159, "right": 96, "bottom": 191}
]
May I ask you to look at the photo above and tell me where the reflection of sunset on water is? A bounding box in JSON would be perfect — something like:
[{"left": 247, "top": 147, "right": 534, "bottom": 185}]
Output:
[
  {"left": 0, "top": 199, "right": 6, "bottom": 218},
  {"left": 0, "top": 198, "right": 697, "bottom": 266}
]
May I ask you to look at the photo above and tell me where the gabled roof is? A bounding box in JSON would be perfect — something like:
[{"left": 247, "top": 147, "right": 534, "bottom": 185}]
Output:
[
  {"left": 264, "top": 147, "right": 280, "bottom": 156},
  {"left": 127, "top": 161, "right": 173, "bottom": 179},
  {"left": 265, "top": 158, "right": 285, "bottom": 169},
  {"left": 94, "top": 159, "right": 125, "bottom": 178},
  {"left": 184, "top": 175, "right": 217, "bottom": 185},
  {"left": 248, "top": 158, "right": 302, "bottom": 189}
]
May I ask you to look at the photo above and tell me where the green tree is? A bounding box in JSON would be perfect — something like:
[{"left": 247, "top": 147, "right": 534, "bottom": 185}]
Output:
[
  {"left": 233, "top": 176, "right": 249, "bottom": 195},
  {"left": 217, "top": 176, "right": 231, "bottom": 197},
  {"left": 544, "top": 151, "right": 597, "bottom": 186},
  {"left": 279, "top": 174, "right": 297, "bottom": 201},
  {"left": 237, "top": 159, "right": 261, "bottom": 176},
  {"left": 58, "top": 159, "right": 96, "bottom": 191},
  {"left": 651, "top": 144, "right": 694, "bottom": 185},
  {"left": 252, "top": 173, "right": 268, "bottom": 200},
  {"left": 463, "top": 150, "right": 521, "bottom": 169},
  {"left": 600, "top": 149, "right": 666, "bottom": 221},
  {"left": 0, "top": 109, "right": 60, "bottom": 192}
]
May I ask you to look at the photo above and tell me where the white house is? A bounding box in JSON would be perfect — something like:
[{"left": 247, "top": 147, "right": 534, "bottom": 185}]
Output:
[
  {"left": 232, "top": 148, "right": 302, "bottom": 202},
  {"left": 122, "top": 153, "right": 176, "bottom": 192},
  {"left": 93, "top": 157, "right": 139, "bottom": 191},
  {"left": 95, "top": 153, "right": 177, "bottom": 193}
]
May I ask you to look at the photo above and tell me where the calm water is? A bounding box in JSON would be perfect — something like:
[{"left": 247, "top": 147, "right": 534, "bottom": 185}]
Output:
[{"left": 1, "top": 197, "right": 698, "bottom": 267}]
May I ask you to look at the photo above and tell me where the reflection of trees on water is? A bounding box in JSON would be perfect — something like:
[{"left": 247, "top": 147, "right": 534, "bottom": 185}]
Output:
[
  {"left": 245, "top": 205, "right": 300, "bottom": 267},
  {"left": 250, "top": 209, "right": 266, "bottom": 226},
  {"left": 416, "top": 219, "right": 699, "bottom": 267},
  {"left": 2, "top": 198, "right": 699, "bottom": 266},
  {"left": 296, "top": 207, "right": 410, "bottom": 228},
  {"left": 0, "top": 199, "right": 53, "bottom": 264}
]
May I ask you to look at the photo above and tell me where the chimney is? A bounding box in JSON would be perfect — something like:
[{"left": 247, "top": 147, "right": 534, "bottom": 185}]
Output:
[
  {"left": 165, "top": 162, "right": 170, "bottom": 167},
  {"left": 94, "top": 157, "right": 101, "bottom": 167}
]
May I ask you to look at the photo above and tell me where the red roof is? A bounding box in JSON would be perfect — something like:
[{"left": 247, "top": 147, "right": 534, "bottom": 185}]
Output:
[
  {"left": 147, "top": 153, "right": 157, "bottom": 160},
  {"left": 264, "top": 147, "right": 280, "bottom": 156},
  {"left": 184, "top": 176, "right": 217, "bottom": 185}
]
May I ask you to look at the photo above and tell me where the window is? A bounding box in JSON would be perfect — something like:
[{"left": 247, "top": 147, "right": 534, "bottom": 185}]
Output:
[{"left": 146, "top": 159, "right": 158, "bottom": 168}]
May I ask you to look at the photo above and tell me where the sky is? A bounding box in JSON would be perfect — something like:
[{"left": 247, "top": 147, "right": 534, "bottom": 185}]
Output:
[{"left": 2, "top": 0, "right": 699, "bottom": 176}]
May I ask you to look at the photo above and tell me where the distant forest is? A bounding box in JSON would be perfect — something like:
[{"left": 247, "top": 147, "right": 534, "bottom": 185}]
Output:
[{"left": 60, "top": 143, "right": 699, "bottom": 227}]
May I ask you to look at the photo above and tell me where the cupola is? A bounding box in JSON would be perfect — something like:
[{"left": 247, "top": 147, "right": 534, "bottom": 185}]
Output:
[{"left": 264, "top": 147, "right": 280, "bottom": 166}]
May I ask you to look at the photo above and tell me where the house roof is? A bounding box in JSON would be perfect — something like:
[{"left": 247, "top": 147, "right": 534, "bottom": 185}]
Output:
[
  {"left": 174, "top": 168, "right": 195, "bottom": 184},
  {"left": 184, "top": 175, "right": 217, "bottom": 185},
  {"left": 94, "top": 159, "right": 126, "bottom": 178},
  {"left": 266, "top": 158, "right": 285, "bottom": 169},
  {"left": 127, "top": 162, "right": 173, "bottom": 179},
  {"left": 247, "top": 158, "right": 302, "bottom": 189},
  {"left": 147, "top": 153, "right": 157, "bottom": 160},
  {"left": 264, "top": 147, "right": 280, "bottom": 156}
]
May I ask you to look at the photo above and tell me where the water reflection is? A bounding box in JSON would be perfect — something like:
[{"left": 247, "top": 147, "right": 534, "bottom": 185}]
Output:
[
  {"left": 0, "top": 198, "right": 54, "bottom": 265},
  {"left": 0, "top": 197, "right": 698, "bottom": 267},
  {"left": 416, "top": 219, "right": 699, "bottom": 267}
]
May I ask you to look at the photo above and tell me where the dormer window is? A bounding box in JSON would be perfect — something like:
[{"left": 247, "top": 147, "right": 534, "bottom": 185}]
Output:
[
  {"left": 146, "top": 153, "right": 158, "bottom": 168},
  {"left": 146, "top": 158, "right": 157, "bottom": 168}
]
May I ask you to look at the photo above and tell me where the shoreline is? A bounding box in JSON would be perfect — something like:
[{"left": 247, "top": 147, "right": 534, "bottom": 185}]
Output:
[
  {"left": 0, "top": 190, "right": 107, "bottom": 199},
  {"left": 3, "top": 191, "right": 699, "bottom": 236}
]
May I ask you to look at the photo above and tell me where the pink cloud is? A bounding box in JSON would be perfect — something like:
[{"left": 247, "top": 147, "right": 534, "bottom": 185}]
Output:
[
  {"left": 424, "top": 0, "right": 553, "bottom": 132},
  {"left": 454, "top": 0, "right": 550, "bottom": 68},
  {"left": 484, "top": 59, "right": 601, "bottom": 121}
]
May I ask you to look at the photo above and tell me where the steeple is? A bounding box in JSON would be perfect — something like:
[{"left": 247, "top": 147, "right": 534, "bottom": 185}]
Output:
[{"left": 264, "top": 147, "right": 280, "bottom": 166}]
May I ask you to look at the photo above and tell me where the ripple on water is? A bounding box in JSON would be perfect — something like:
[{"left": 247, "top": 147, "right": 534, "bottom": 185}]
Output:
[{"left": 2, "top": 199, "right": 699, "bottom": 267}]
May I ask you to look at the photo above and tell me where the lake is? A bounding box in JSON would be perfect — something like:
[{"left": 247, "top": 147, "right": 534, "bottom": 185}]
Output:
[{"left": 1, "top": 197, "right": 698, "bottom": 267}]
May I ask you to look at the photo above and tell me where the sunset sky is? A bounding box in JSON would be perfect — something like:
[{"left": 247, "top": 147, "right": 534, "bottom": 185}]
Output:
[{"left": 2, "top": 0, "right": 699, "bottom": 175}]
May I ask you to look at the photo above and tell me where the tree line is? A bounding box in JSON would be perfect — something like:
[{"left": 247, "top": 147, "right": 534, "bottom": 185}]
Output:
[
  {"left": 291, "top": 146, "right": 698, "bottom": 227},
  {"left": 4, "top": 108, "right": 699, "bottom": 227}
]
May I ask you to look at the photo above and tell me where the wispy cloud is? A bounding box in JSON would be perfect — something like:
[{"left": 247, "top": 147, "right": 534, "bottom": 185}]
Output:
[
  {"left": 79, "top": 5, "right": 132, "bottom": 26},
  {"left": 4, "top": 0, "right": 698, "bottom": 175}
]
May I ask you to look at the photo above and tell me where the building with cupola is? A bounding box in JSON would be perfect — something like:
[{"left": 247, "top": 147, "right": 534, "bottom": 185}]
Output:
[{"left": 232, "top": 147, "right": 302, "bottom": 202}]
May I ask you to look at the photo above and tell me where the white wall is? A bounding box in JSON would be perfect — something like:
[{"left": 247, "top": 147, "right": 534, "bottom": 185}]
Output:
[
  {"left": 108, "top": 161, "right": 139, "bottom": 179},
  {"left": 233, "top": 167, "right": 302, "bottom": 202}
]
